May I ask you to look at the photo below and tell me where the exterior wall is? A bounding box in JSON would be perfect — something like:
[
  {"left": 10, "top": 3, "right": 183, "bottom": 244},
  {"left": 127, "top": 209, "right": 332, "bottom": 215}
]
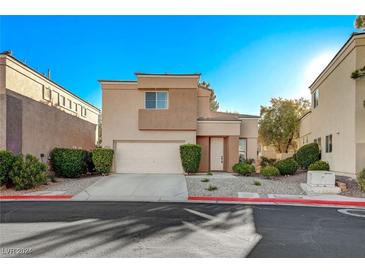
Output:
[
  {"left": 197, "top": 121, "right": 241, "bottom": 136},
  {"left": 102, "top": 86, "right": 196, "bottom": 149},
  {"left": 246, "top": 138, "right": 258, "bottom": 162},
  {"left": 6, "top": 90, "right": 96, "bottom": 160},
  {"left": 239, "top": 118, "right": 258, "bottom": 162},
  {"left": 197, "top": 88, "right": 211, "bottom": 118},
  {"left": 137, "top": 75, "right": 199, "bottom": 89},
  {"left": 197, "top": 136, "right": 210, "bottom": 172},
  {"left": 138, "top": 88, "right": 197, "bottom": 130},
  {"left": 1, "top": 55, "right": 100, "bottom": 143},
  {"left": 309, "top": 43, "right": 358, "bottom": 176},
  {"left": 224, "top": 136, "right": 239, "bottom": 172},
  {"left": 299, "top": 112, "right": 312, "bottom": 147},
  {"left": 0, "top": 62, "right": 6, "bottom": 150}
]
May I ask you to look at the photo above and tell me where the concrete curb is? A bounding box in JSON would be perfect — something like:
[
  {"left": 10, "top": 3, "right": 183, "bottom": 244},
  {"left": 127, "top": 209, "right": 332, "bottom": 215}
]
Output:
[
  {"left": 0, "top": 195, "right": 73, "bottom": 200},
  {"left": 188, "top": 196, "right": 365, "bottom": 208}
]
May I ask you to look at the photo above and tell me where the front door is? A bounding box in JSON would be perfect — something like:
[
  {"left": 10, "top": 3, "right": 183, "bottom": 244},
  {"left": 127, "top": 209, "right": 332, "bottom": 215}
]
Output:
[{"left": 210, "top": 137, "right": 224, "bottom": 171}]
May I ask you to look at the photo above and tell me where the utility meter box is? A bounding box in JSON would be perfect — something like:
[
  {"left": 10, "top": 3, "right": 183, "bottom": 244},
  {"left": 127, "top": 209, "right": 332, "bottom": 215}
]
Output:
[{"left": 307, "top": 171, "right": 336, "bottom": 187}]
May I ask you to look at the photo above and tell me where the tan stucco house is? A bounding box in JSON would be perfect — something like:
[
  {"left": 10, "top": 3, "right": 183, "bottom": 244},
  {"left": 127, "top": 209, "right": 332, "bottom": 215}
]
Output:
[
  {"left": 0, "top": 52, "right": 100, "bottom": 161},
  {"left": 100, "top": 73, "right": 259, "bottom": 174},
  {"left": 299, "top": 32, "right": 365, "bottom": 178}
]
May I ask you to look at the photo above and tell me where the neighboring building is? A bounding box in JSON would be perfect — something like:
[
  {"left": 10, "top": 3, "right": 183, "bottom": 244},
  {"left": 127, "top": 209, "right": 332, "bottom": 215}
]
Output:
[
  {"left": 100, "top": 73, "right": 259, "bottom": 174},
  {"left": 0, "top": 52, "right": 100, "bottom": 162},
  {"left": 299, "top": 32, "right": 365, "bottom": 178}
]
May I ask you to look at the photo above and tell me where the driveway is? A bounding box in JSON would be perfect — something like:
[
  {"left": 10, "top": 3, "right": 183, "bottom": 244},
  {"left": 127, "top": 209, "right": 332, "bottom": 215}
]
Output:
[{"left": 73, "top": 174, "right": 188, "bottom": 202}]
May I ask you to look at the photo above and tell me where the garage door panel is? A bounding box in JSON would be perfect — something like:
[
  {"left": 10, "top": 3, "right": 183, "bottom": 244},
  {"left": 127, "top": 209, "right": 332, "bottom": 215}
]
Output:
[{"left": 115, "top": 142, "right": 184, "bottom": 174}]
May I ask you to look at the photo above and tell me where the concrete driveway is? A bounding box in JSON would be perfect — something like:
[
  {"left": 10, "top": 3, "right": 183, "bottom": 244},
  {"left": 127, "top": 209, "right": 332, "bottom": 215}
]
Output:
[{"left": 73, "top": 174, "right": 188, "bottom": 202}]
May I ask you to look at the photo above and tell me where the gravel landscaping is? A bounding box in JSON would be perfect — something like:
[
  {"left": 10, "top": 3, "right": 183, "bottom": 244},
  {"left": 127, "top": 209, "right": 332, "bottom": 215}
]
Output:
[
  {"left": 0, "top": 175, "right": 103, "bottom": 196},
  {"left": 186, "top": 172, "right": 307, "bottom": 197},
  {"left": 336, "top": 175, "right": 365, "bottom": 198}
]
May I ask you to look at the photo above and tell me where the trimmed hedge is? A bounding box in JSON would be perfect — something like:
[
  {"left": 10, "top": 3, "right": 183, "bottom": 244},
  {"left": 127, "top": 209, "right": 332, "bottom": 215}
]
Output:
[
  {"left": 232, "top": 163, "right": 255, "bottom": 176},
  {"left": 50, "top": 148, "right": 88, "bottom": 178},
  {"left": 260, "top": 156, "right": 277, "bottom": 168},
  {"left": 180, "top": 144, "right": 201, "bottom": 174},
  {"left": 308, "top": 160, "right": 330, "bottom": 171},
  {"left": 92, "top": 148, "right": 114, "bottom": 174},
  {"left": 9, "top": 154, "right": 48, "bottom": 190},
  {"left": 260, "top": 166, "right": 280, "bottom": 177},
  {"left": 274, "top": 158, "right": 299, "bottom": 175},
  {"left": 295, "top": 143, "right": 320, "bottom": 169},
  {"left": 0, "top": 150, "right": 15, "bottom": 186},
  {"left": 357, "top": 169, "right": 365, "bottom": 192}
]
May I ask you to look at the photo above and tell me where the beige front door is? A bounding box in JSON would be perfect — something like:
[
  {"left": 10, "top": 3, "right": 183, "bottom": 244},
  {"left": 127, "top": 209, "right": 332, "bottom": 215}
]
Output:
[{"left": 210, "top": 137, "right": 224, "bottom": 171}]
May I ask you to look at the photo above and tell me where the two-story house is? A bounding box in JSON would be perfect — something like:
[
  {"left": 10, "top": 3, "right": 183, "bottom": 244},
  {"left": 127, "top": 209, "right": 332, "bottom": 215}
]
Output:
[
  {"left": 299, "top": 32, "right": 365, "bottom": 178},
  {"left": 0, "top": 52, "right": 100, "bottom": 161},
  {"left": 100, "top": 73, "right": 259, "bottom": 174}
]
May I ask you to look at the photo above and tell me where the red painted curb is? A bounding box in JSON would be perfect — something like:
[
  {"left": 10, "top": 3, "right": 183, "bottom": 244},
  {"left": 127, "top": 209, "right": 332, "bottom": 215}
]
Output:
[
  {"left": 0, "top": 195, "right": 73, "bottom": 200},
  {"left": 188, "top": 196, "right": 365, "bottom": 207}
]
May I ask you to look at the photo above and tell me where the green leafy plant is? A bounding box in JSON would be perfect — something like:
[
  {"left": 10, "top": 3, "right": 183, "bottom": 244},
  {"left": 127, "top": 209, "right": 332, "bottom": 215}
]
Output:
[
  {"left": 260, "top": 166, "right": 280, "bottom": 178},
  {"left": 92, "top": 148, "right": 114, "bottom": 174},
  {"left": 180, "top": 144, "right": 201, "bottom": 174},
  {"left": 206, "top": 185, "right": 218, "bottom": 191},
  {"left": 274, "top": 157, "right": 299, "bottom": 175},
  {"left": 308, "top": 160, "right": 330, "bottom": 171},
  {"left": 295, "top": 143, "right": 320, "bottom": 169},
  {"left": 351, "top": 66, "right": 365, "bottom": 79},
  {"left": 253, "top": 180, "right": 262, "bottom": 186},
  {"left": 50, "top": 148, "right": 88, "bottom": 178},
  {"left": 232, "top": 163, "right": 256, "bottom": 176},
  {"left": 0, "top": 150, "right": 15, "bottom": 186},
  {"left": 206, "top": 171, "right": 213, "bottom": 176},
  {"left": 239, "top": 157, "right": 255, "bottom": 165},
  {"left": 201, "top": 178, "right": 210, "bottom": 182},
  {"left": 260, "top": 156, "right": 277, "bottom": 168},
  {"left": 9, "top": 154, "right": 48, "bottom": 190},
  {"left": 357, "top": 169, "right": 365, "bottom": 192}
]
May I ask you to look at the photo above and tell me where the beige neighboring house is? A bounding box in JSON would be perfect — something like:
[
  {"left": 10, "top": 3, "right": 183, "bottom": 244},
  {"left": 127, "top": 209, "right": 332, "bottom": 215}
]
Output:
[
  {"left": 0, "top": 52, "right": 100, "bottom": 161},
  {"left": 299, "top": 32, "right": 365, "bottom": 178},
  {"left": 100, "top": 73, "right": 259, "bottom": 174}
]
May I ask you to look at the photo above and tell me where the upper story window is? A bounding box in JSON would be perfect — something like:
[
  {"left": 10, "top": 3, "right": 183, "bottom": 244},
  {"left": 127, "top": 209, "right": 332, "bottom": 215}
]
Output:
[
  {"left": 43, "top": 87, "right": 52, "bottom": 101},
  {"left": 312, "top": 89, "right": 320, "bottom": 109},
  {"left": 73, "top": 102, "right": 78, "bottom": 112},
  {"left": 239, "top": 138, "right": 247, "bottom": 162},
  {"left": 325, "top": 134, "right": 332, "bottom": 153},
  {"left": 314, "top": 137, "right": 322, "bottom": 150},
  {"left": 145, "top": 91, "right": 168, "bottom": 109},
  {"left": 81, "top": 106, "right": 87, "bottom": 117},
  {"left": 60, "top": 95, "right": 66, "bottom": 107},
  {"left": 67, "top": 99, "right": 72, "bottom": 109}
]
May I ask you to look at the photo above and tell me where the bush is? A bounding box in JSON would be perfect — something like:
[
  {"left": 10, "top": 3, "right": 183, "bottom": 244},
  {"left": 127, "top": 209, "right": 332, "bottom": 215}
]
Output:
[
  {"left": 0, "top": 150, "right": 15, "bottom": 186},
  {"left": 9, "top": 154, "right": 48, "bottom": 190},
  {"left": 180, "top": 144, "right": 201, "bottom": 174},
  {"left": 260, "top": 156, "right": 277, "bottom": 168},
  {"left": 295, "top": 143, "right": 320, "bottom": 169},
  {"left": 260, "top": 166, "right": 280, "bottom": 177},
  {"left": 357, "top": 169, "right": 365, "bottom": 192},
  {"left": 239, "top": 156, "right": 255, "bottom": 165},
  {"left": 308, "top": 160, "right": 330, "bottom": 171},
  {"left": 232, "top": 163, "right": 256, "bottom": 175},
  {"left": 50, "top": 148, "right": 88, "bottom": 178},
  {"left": 92, "top": 148, "right": 114, "bottom": 174},
  {"left": 274, "top": 158, "right": 299, "bottom": 175}
]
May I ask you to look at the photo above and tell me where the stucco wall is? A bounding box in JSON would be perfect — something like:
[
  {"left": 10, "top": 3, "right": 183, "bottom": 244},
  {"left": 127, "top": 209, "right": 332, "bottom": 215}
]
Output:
[
  {"left": 0, "top": 63, "right": 6, "bottom": 150},
  {"left": 5, "top": 90, "right": 96, "bottom": 160},
  {"left": 138, "top": 88, "right": 197, "bottom": 130},
  {"left": 224, "top": 136, "right": 239, "bottom": 172},
  {"left": 299, "top": 112, "right": 312, "bottom": 147},
  {"left": 102, "top": 87, "right": 196, "bottom": 148},
  {"left": 137, "top": 75, "right": 199, "bottom": 89},
  {"left": 197, "top": 136, "right": 210, "bottom": 172},
  {"left": 197, "top": 121, "right": 241, "bottom": 136}
]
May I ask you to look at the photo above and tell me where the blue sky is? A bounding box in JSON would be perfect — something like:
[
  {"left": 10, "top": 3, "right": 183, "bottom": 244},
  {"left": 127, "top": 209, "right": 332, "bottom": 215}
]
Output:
[{"left": 0, "top": 16, "right": 358, "bottom": 114}]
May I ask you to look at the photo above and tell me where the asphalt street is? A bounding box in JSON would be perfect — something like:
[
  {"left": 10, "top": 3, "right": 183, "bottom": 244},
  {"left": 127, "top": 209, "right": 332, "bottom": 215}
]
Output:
[{"left": 0, "top": 201, "right": 364, "bottom": 257}]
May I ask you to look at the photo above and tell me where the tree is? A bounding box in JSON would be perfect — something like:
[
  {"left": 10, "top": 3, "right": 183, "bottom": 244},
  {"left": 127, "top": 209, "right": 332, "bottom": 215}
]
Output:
[
  {"left": 259, "top": 98, "right": 310, "bottom": 153},
  {"left": 200, "top": 81, "right": 219, "bottom": 111},
  {"left": 355, "top": 15, "right": 365, "bottom": 30}
]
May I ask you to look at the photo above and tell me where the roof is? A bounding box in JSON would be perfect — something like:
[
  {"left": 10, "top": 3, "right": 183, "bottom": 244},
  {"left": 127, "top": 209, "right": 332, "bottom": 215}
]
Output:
[
  {"left": 299, "top": 110, "right": 312, "bottom": 121},
  {"left": 0, "top": 52, "right": 100, "bottom": 112},
  {"left": 309, "top": 32, "right": 365, "bottom": 89},
  {"left": 198, "top": 117, "right": 240, "bottom": 121},
  {"left": 135, "top": 72, "right": 201, "bottom": 77},
  {"left": 98, "top": 80, "right": 137, "bottom": 83},
  {"left": 236, "top": 113, "right": 260, "bottom": 119}
]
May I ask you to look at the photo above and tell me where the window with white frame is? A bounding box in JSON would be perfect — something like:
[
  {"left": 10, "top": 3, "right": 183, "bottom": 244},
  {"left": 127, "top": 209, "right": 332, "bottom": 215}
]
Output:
[
  {"left": 325, "top": 134, "right": 332, "bottom": 153},
  {"left": 312, "top": 89, "right": 320, "bottom": 109},
  {"left": 239, "top": 138, "right": 247, "bottom": 162},
  {"left": 43, "top": 87, "right": 52, "bottom": 101},
  {"left": 81, "top": 106, "right": 87, "bottom": 117},
  {"left": 73, "top": 102, "right": 78, "bottom": 112},
  {"left": 67, "top": 99, "right": 72, "bottom": 109},
  {"left": 60, "top": 95, "right": 66, "bottom": 106},
  {"left": 145, "top": 92, "right": 168, "bottom": 109}
]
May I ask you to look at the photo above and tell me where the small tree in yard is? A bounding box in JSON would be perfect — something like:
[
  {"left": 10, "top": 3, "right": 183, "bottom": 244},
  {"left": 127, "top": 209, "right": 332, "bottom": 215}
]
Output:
[
  {"left": 92, "top": 148, "right": 114, "bottom": 175},
  {"left": 355, "top": 15, "right": 365, "bottom": 30},
  {"left": 180, "top": 144, "right": 201, "bottom": 174},
  {"left": 259, "top": 98, "right": 310, "bottom": 153},
  {"left": 200, "top": 81, "right": 219, "bottom": 111}
]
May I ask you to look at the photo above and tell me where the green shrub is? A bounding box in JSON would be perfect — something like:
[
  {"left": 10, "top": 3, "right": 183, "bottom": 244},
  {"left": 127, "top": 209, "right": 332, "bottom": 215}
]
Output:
[
  {"left": 239, "top": 157, "right": 255, "bottom": 165},
  {"left": 0, "top": 150, "right": 15, "bottom": 186},
  {"left": 9, "top": 154, "right": 48, "bottom": 190},
  {"left": 274, "top": 158, "right": 299, "bottom": 175},
  {"left": 180, "top": 144, "right": 201, "bottom": 174},
  {"left": 92, "top": 148, "right": 114, "bottom": 174},
  {"left": 50, "top": 148, "right": 88, "bottom": 178},
  {"left": 260, "top": 156, "right": 277, "bottom": 168},
  {"left": 357, "top": 169, "right": 365, "bottom": 192},
  {"left": 232, "top": 163, "right": 256, "bottom": 176},
  {"left": 206, "top": 185, "right": 218, "bottom": 191},
  {"left": 295, "top": 143, "right": 320, "bottom": 169},
  {"left": 201, "top": 178, "right": 209, "bottom": 182},
  {"left": 260, "top": 166, "right": 280, "bottom": 177},
  {"left": 308, "top": 160, "right": 330, "bottom": 171}
]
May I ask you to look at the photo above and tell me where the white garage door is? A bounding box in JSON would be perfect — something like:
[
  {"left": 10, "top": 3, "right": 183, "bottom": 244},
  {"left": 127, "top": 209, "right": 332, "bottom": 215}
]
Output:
[{"left": 115, "top": 141, "right": 184, "bottom": 174}]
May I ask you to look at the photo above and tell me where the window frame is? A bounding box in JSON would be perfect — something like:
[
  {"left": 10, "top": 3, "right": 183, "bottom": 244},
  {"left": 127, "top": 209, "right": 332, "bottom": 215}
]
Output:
[
  {"left": 144, "top": 91, "right": 169, "bottom": 110},
  {"left": 59, "top": 95, "right": 66, "bottom": 107},
  {"left": 312, "top": 89, "right": 320, "bottom": 109},
  {"left": 239, "top": 138, "right": 247, "bottom": 161},
  {"left": 325, "top": 134, "right": 332, "bottom": 153},
  {"left": 43, "top": 87, "right": 52, "bottom": 101}
]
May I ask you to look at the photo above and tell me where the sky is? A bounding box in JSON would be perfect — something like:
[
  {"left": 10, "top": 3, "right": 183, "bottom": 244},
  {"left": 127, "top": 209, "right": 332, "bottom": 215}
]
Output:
[{"left": 0, "top": 16, "right": 359, "bottom": 114}]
